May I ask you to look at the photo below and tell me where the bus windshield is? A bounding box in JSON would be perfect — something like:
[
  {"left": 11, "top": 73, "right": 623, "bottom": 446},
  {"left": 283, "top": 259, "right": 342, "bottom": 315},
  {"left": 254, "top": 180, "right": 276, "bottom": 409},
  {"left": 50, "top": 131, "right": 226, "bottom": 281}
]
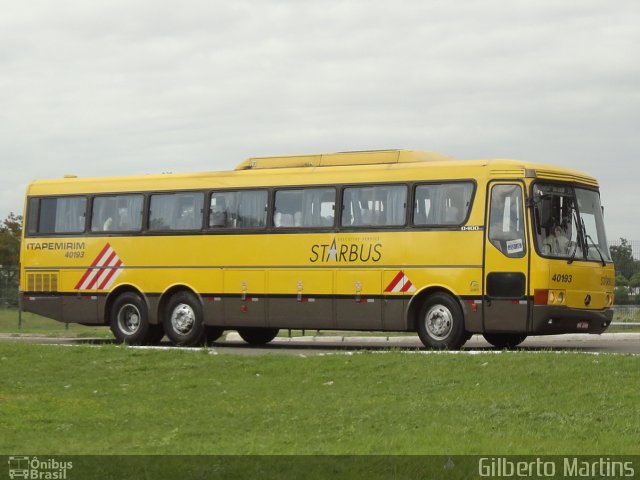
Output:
[{"left": 532, "top": 183, "right": 611, "bottom": 262}]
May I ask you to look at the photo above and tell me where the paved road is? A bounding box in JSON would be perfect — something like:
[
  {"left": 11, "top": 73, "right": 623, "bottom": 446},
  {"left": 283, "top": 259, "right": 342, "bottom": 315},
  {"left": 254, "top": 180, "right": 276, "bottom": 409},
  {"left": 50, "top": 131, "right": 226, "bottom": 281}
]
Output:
[{"left": 1, "top": 332, "right": 639, "bottom": 355}]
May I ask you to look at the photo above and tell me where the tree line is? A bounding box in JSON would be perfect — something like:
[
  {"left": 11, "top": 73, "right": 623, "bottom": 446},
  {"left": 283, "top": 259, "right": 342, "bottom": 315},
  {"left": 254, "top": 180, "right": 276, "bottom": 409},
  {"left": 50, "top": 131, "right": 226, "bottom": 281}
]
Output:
[
  {"left": 0, "top": 212, "right": 21, "bottom": 267},
  {"left": 0, "top": 212, "right": 21, "bottom": 307},
  {"left": 610, "top": 238, "right": 640, "bottom": 304}
]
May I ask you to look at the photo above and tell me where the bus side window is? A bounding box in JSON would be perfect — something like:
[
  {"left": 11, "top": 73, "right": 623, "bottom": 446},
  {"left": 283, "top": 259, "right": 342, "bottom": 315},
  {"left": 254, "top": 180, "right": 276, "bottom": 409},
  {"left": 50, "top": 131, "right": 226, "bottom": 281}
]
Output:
[
  {"left": 150, "top": 193, "right": 204, "bottom": 231},
  {"left": 208, "top": 190, "right": 268, "bottom": 229},
  {"left": 90, "top": 195, "right": 143, "bottom": 232},
  {"left": 274, "top": 188, "right": 335, "bottom": 228},
  {"left": 28, "top": 196, "right": 87, "bottom": 235},
  {"left": 341, "top": 185, "right": 406, "bottom": 227},
  {"left": 488, "top": 184, "right": 526, "bottom": 258},
  {"left": 414, "top": 182, "right": 474, "bottom": 227}
]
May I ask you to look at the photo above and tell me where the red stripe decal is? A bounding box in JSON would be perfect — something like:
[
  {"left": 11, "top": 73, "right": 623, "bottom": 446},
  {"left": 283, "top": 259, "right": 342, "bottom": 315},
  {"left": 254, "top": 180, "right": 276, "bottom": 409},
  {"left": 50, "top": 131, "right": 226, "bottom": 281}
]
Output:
[
  {"left": 400, "top": 280, "right": 414, "bottom": 292},
  {"left": 384, "top": 271, "right": 405, "bottom": 292},
  {"left": 85, "top": 251, "right": 117, "bottom": 290},
  {"left": 97, "top": 259, "right": 123, "bottom": 290},
  {"left": 74, "top": 243, "right": 112, "bottom": 290}
]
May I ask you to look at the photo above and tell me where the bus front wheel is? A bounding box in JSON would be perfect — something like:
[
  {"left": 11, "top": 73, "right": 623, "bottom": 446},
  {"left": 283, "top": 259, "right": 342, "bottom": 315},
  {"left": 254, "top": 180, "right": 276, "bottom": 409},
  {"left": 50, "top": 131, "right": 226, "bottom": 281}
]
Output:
[
  {"left": 483, "top": 333, "right": 527, "bottom": 349},
  {"left": 110, "top": 292, "right": 154, "bottom": 345},
  {"left": 416, "top": 293, "right": 467, "bottom": 350},
  {"left": 163, "top": 291, "right": 206, "bottom": 346},
  {"left": 237, "top": 327, "right": 279, "bottom": 346}
]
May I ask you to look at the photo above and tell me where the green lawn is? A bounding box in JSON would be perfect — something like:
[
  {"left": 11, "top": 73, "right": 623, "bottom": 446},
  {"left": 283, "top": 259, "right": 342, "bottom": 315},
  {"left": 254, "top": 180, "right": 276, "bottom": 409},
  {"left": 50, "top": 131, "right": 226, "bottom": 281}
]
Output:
[
  {"left": 0, "top": 308, "right": 111, "bottom": 338},
  {"left": 1, "top": 343, "right": 638, "bottom": 455}
]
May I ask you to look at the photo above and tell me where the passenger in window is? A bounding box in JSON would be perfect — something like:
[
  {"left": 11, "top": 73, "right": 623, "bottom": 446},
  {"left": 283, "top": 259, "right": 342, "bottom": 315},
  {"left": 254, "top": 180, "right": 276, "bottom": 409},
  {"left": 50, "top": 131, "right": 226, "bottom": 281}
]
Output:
[
  {"left": 545, "top": 220, "right": 570, "bottom": 255},
  {"left": 210, "top": 201, "right": 227, "bottom": 227},
  {"left": 117, "top": 208, "right": 130, "bottom": 230},
  {"left": 181, "top": 208, "right": 196, "bottom": 229}
]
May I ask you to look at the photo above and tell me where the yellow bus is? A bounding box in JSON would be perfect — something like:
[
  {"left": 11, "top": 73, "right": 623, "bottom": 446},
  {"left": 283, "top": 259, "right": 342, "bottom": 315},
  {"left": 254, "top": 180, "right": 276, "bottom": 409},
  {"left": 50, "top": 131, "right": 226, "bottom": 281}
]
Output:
[{"left": 19, "top": 149, "right": 615, "bottom": 349}]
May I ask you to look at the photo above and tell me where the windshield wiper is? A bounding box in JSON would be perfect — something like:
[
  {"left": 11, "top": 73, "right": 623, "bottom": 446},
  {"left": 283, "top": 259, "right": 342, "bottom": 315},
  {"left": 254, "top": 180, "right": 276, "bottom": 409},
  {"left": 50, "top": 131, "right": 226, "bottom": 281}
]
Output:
[
  {"left": 585, "top": 234, "right": 607, "bottom": 267},
  {"left": 567, "top": 241, "right": 579, "bottom": 264}
]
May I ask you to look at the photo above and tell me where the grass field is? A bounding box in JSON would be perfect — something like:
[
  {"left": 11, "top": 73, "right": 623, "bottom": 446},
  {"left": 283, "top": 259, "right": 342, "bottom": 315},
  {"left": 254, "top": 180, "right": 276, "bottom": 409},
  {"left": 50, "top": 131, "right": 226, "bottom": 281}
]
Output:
[
  {"left": 0, "top": 308, "right": 112, "bottom": 337},
  {"left": 1, "top": 342, "right": 639, "bottom": 455}
]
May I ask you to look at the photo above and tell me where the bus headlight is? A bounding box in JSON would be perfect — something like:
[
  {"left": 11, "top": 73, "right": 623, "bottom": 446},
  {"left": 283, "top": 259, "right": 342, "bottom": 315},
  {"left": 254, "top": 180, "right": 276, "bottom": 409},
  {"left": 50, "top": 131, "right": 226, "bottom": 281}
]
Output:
[
  {"left": 534, "top": 289, "right": 566, "bottom": 306},
  {"left": 546, "top": 290, "right": 566, "bottom": 305},
  {"left": 606, "top": 293, "right": 613, "bottom": 307}
]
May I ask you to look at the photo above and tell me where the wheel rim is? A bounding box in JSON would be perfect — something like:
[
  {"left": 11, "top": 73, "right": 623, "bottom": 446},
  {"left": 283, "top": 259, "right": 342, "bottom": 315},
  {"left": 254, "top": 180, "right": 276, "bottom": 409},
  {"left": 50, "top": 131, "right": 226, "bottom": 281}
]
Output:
[
  {"left": 117, "top": 304, "right": 141, "bottom": 335},
  {"left": 424, "top": 304, "right": 453, "bottom": 340},
  {"left": 170, "top": 303, "right": 195, "bottom": 335}
]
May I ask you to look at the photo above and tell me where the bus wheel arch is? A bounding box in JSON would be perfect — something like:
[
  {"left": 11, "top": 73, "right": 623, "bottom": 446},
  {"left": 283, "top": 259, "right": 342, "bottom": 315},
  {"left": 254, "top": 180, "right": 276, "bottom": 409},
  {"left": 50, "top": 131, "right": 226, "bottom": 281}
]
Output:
[
  {"left": 107, "top": 286, "right": 161, "bottom": 345},
  {"left": 408, "top": 287, "right": 468, "bottom": 350},
  {"left": 160, "top": 286, "right": 206, "bottom": 346},
  {"left": 105, "top": 285, "right": 147, "bottom": 325}
]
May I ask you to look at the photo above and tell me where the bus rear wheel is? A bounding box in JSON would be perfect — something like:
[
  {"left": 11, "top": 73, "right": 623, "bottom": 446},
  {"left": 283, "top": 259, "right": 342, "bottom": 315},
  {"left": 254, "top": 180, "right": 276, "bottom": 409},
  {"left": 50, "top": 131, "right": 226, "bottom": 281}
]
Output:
[
  {"left": 416, "top": 293, "right": 467, "bottom": 350},
  {"left": 483, "top": 333, "right": 527, "bottom": 349},
  {"left": 237, "top": 327, "right": 279, "bottom": 346},
  {"left": 163, "top": 291, "right": 206, "bottom": 346},
  {"left": 110, "top": 292, "right": 153, "bottom": 345}
]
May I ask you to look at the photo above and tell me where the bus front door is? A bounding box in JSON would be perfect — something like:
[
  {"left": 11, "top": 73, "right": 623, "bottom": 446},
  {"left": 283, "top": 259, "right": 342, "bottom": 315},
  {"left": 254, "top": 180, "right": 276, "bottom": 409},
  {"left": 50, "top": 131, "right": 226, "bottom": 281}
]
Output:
[{"left": 483, "top": 182, "right": 529, "bottom": 333}]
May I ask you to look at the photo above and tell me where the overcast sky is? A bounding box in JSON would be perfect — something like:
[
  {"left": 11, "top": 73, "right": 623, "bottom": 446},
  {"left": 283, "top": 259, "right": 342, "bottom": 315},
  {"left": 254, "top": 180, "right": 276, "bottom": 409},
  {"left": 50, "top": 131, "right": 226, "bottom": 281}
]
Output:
[{"left": 1, "top": 0, "right": 639, "bottom": 241}]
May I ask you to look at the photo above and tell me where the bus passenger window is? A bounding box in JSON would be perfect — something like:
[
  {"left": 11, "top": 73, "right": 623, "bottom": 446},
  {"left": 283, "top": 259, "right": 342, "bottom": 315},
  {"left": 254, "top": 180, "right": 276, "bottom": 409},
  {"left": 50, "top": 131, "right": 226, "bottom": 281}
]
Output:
[
  {"left": 274, "top": 188, "right": 335, "bottom": 228},
  {"left": 27, "top": 196, "right": 87, "bottom": 235},
  {"left": 341, "top": 185, "right": 406, "bottom": 227},
  {"left": 149, "top": 192, "right": 204, "bottom": 231},
  {"left": 414, "top": 182, "right": 474, "bottom": 226},
  {"left": 488, "top": 184, "right": 526, "bottom": 258},
  {"left": 91, "top": 195, "right": 143, "bottom": 232},
  {"left": 208, "top": 190, "right": 268, "bottom": 229}
]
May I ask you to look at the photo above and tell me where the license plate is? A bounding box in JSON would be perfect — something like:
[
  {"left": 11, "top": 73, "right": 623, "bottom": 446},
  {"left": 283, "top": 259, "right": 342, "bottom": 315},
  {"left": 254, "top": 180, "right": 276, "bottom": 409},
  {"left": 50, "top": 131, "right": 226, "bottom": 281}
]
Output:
[{"left": 577, "top": 321, "right": 589, "bottom": 330}]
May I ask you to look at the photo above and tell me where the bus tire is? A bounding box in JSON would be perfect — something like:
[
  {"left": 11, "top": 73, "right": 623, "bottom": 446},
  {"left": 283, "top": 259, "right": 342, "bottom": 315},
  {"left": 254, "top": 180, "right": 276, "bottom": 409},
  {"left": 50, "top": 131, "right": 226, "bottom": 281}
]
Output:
[
  {"left": 205, "top": 326, "right": 224, "bottom": 345},
  {"left": 483, "top": 333, "right": 527, "bottom": 349},
  {"left": 163, "top": 291, "right": 206, "bottom": 346},
  {"left": 110, "top": 292, "right": 153, "bottom": 345},
  {"left": 416, "top": 293, "right": 467, "bottom": 350},
  {"left": 237, "top": 327, "right": 279, "bottom": 346}
]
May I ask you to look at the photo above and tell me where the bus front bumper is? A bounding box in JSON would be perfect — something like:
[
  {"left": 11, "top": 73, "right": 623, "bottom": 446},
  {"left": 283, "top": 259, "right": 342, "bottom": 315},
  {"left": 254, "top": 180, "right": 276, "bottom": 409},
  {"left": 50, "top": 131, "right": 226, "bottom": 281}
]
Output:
[{"left": 531, "top": 306, "right": 614, "bottom": 335}]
